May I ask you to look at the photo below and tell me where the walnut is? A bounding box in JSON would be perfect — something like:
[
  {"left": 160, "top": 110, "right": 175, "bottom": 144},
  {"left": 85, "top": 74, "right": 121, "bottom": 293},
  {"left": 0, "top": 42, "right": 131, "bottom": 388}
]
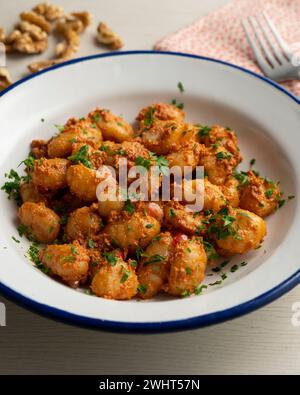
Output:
[
  {"left": 20, "top": 11, "right": 51, "bottom": 33},
  {"left": 12, "top": 33, "right": 48, "bottom": 54},
  {"left": 33, "top": 2, "right": 65, "bottom": 21},
  {"left": 71, "top": 12, "right": 92, "bottom": 30},
  {"left": 0, "top": 27, "right": 5, "bottom": 42},
  {"left": 0, "top": 68, "right": 12, "bottom": 91},
  {"left": 97, "top": 22, "right": 123, "bottom": 50},
  {"left": 55, "top": 29, "right": 80, "bottom": 58},
  {"left": 28, "top": 59, "right": 59, "bottom": 73},
  {"left": 18, "top": 21, "right": 48, "bottom": 41}
]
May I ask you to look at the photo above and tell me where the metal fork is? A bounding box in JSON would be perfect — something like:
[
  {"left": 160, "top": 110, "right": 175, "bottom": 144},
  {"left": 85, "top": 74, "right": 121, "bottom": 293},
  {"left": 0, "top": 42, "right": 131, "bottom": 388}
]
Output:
[{"left": 242, "top": 12, "right": 300, "bottom": 82}]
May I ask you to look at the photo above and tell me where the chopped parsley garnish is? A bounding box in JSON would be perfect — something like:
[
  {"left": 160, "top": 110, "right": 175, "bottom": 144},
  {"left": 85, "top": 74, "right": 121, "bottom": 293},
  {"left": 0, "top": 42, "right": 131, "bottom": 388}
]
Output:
[
  {"left": 12, "top": 236, "right": 20, "bottom": 243},
  {"left": 18, "top": 153, "right": 35, "bottom": 169},
  {"left": 278, "top": 199, "right": 285, "bottom": 209},
  {"left": 216, "top": 151, "right": 233, "bottom": 160},
  {"left": 1, "top": 169, "right": 30, "bottom": 206},
  {"left": 265, "top": 189, "right": 273, "bottom": 198},
  {"left": 288, "top": 195, "right": 295, "bottom": 200},
  {"left": 169, "top": 208, "right": 176, "bottom": 217},
  {"left": 87, "top": 239, "right": 94, "bottom": 249},
  {"left": 209, "top": 280, "right": 223, "bottom": 286},
  {"left": 146, "top": 223, "right": 153, "bottom": 229},
  {"left": 143, "top": 254, "right": 165, "bottom": 266},
  {"left": 250, "top": 158, "right": 256, "bottom": 166},
  {"left": 130, "top": 260, "right": 138, "bottom": 268},
  {"left": 27, "top": 242, "right": 49, "bottom": 274},
  {"left": 136, "top": 246, "right": 147, "bottom": 260},
  {"left": 207, "top": 208, "right": 238, "bottom": 240},
  {"left": 171, "top": 98, "right": 184, "bottom": 109},
  {"left": 181, "top": 289, "right": 191, "bottom": 298},
  {"left": 144, "top": 107, "right": 156, "bottom": 127},
  {"left": 177, "top": 81, "right": 185, "bottom": 93},
  {"left": 197, "top": 125, "right": 212, "bottom": 138},
  {"left": 135, "top": 156, "right": 151, "bottom": 170},
  {"left": 195, "top": 285, "right": 208, "bottom": 295},
  {"left": 93, "top": 113, "right": 101, "bottom": 122},
  {"left": 68, "top": 145, "right": 93, "bottom": 168},
  {"left": 70, "top": 245, "right": 78, "bottom": 255},
  {"left": 233, "top": 171, "right": 249, "bottom": 187},
  {"left": 124, "top": 199, "right": 135, "bottom": 214},
  {"left": 138, "top": 284, "right": 147, "bottom": 294},
  {"left": 17, "top": 224, "right": 27, "bottom": 237},
  {"left": 54, "top": 124, "right": 65, "bottom": 133},
  {"left": 103, "top": 251, "right": 117, "bottom": 266},
  {"left": 230, "top": 264, "right": 239, "bottom": 273},
  {"left": 185, "top": 267, "right": 192, "bottom": 275},
  {"left": 120, "top": 266, "right": 131, "bottom": 283},
  {"left": 203, "top": 241, "right": 219, "bottom": 260}
]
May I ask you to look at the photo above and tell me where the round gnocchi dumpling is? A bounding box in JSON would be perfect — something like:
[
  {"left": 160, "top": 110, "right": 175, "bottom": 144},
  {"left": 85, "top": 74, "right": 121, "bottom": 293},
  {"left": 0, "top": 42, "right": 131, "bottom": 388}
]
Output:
[
  {"left": 20, "top": 181, "right": 48, "bottom": 204},
  {"left": 167, "top": 235, "right": 207, "bottom": 296},
  {"left": 139, "top": 120, "right": 184, "bottom": 155},
  {"left": 167, "top": 141, "right": 203, "bottom": 171},
  {"left": 19, "top": 202, "right": 60, "bottom": 243},
  {"left": 221, "top": 176, "right": 240, "bottom": 208},
  {"left": 40, "top": 242, "right": 90, "bottom": 287},
  {"left": 91, "top": 252, "right": 138, "bottom": 299},
  {"left": 32, "top": 158, "right": 70, "bottom": 191},
  {"left": 136, "top": 103, "right": 185, "bottom": 124},
  {"left": 65, "top": 206, "right": 102, "bottom": 241},
  {"left": 163, "top": 201, "right": 206, "bottom": 235},
  {"left": 66, "top": 164, "right": 103, "bottom": 202},
  {"left": 89, "top": 108, "right": 134, "bottom": 143},
  {"left": 47, "top": 117, "right": 102, "bottom": 158},
  {"left": 212, "top": 207, "right": 267, "bottom": 256},
  {"left": 104, "top": 204, "right": 161, "bottom": 252},
  {"left": 137, "top": 232, "right": 173, "bottom": 299},
  {"left": 239, "top": 171, "right": 281, "bottom": 217}
]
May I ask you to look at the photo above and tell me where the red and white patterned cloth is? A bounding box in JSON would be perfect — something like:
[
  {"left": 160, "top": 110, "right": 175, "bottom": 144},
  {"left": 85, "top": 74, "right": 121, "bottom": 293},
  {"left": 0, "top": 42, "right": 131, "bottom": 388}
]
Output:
[{"left": 155, "top": 0, "right": 300, "bottom": 96}]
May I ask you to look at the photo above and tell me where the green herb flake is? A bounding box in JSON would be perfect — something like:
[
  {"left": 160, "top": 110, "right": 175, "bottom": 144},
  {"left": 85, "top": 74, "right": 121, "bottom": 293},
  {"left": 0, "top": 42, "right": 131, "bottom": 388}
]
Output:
[
  {"left": 103, "top": 251, "right": 117, "bottom": 266},
  {"left": 144, "top": 107, "right": 156, "bottom": 127},
  {"left": 12, "top": 236, "right": 20, "bottom": 243},
  {"left": 124, "top": 199, "right": 135, "bottom": 214},
  {"left": 185, "top": 267, "right": 192, "bottom": 275},
  {"left": 87, "top": 239, "right": 95, "bottom": 249},
  {"left": 54, "top": 124, "right": 65, "bottom": 133},
  {"left": 138, "top": 284, "right": 147, "bottom": 294},
  {"left": 177, "top": 81, "right": 185, "bottom": 93},
  {"left": 230, "top": 264, "right": 239, "bottom": 273},
  {"left": 135, "top": 156, "right": 151, "bottom": 170},
  {"left": 278, "top": 199, "right": 285, "bottom": 209},
  {"left": 195, "top": 285, "right": 208, "bottom": 295},
  {"left": 250, "top": 158, "right": 256, "bottom": 166},
  {"left": 216, "top": 151, "right": 233, "bottom": 160},
  {"left": 145, "top": 223, "right": 153, "bottom": 229},
  {"left": 265, "top": 189, "right": 274, "bottom": 198},
  {"left": 68, "top": 145, "right": 93, "bottom": 169},
  {"left": 143, "top": 254, "right": 165, "bottom": 266},
  {"left": 198, "top": 125, "right": 212, "bottom": 138},
  {"left": 169, "top": 208, "right": 176, "bottom": 218}
]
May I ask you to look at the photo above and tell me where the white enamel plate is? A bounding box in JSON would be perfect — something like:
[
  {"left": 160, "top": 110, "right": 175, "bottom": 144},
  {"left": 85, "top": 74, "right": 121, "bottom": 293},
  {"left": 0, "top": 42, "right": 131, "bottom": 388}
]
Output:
[{"left": 0, "top": 51, "right": 299, "bottom": 332}]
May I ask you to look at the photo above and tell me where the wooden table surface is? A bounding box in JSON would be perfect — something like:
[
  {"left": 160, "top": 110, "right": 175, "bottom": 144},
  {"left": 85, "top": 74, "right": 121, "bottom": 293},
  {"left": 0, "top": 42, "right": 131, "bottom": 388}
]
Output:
[{"left": 1, "top": 0, "right": 300, "bottom": 375}]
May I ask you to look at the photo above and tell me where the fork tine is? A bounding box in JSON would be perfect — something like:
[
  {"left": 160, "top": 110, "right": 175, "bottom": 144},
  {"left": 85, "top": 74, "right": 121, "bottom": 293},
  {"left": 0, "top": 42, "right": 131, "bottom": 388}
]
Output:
[
  {"left": 263, "top": 12, "right": 292, "bottom": 59},
  {"left": 249, "top": 16, "right": 279, "bottom": 67},
  {"left": 242, "top": 19, "right": 270, "bottom": 73},
  {"left": 256, "top": 16, "right": 286, "bottom": 65}
]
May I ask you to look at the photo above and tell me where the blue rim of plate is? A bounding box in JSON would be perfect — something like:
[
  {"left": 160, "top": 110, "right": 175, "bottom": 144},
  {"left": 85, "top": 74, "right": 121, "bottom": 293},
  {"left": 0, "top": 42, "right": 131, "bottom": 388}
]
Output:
[{"left": 0, "top": 50, "right": 300, "bottom": 333}]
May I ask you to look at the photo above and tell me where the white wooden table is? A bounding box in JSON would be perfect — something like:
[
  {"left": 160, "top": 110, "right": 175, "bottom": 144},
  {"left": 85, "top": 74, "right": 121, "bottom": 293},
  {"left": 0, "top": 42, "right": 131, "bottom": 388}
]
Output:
[{"left": 1, "top": 0, "right": 300, "bottom": 375}]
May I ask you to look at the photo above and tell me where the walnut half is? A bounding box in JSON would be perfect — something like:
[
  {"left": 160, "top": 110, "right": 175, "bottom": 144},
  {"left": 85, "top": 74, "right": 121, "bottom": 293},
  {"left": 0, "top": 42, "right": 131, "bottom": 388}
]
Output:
[
  {"left": 97, "top": 22, "right": 123, "bottom": 50},
  {"left": 0, "top": 68, "right": 12, "bottom": 91}
]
